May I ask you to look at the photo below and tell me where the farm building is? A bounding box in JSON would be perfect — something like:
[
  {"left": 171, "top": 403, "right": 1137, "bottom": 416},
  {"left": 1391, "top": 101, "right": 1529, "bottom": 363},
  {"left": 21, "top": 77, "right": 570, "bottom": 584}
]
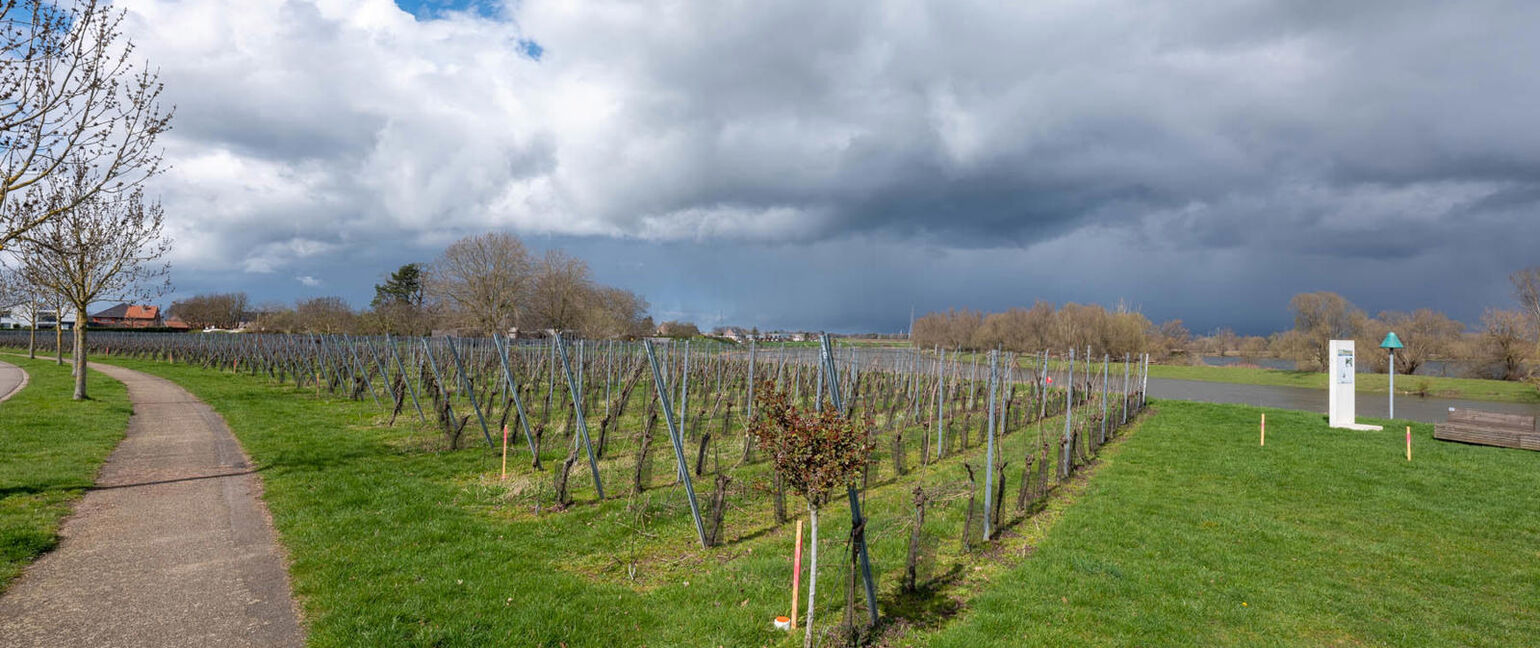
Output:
[{"left": 89, "top": 304, "right": 163, "bottom": 328}]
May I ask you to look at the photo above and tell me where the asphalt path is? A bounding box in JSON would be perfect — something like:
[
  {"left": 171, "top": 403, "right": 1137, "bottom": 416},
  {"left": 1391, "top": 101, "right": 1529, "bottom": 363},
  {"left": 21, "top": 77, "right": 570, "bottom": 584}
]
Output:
[{"left": 0, "top": 362, "right": 304, "bottom": 647}]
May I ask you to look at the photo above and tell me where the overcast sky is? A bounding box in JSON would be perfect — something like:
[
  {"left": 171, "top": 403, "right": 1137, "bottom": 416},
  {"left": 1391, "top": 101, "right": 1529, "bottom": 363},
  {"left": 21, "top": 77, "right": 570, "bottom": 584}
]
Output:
[{"left": 118, "top": 0, "right": 1540, "bottom": 334}]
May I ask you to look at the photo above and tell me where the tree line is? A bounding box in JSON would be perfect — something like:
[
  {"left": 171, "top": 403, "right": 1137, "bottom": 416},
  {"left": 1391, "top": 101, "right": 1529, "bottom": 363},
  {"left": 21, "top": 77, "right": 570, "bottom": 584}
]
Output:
[
  {"left": 911, "top": 267, "right": 1539, "bottom": 383},
  {"left": 182, "top": 232, "right": 654, "bottom": 339},
  {"left": 1193, "top": 270, "right": 1539, "bottom": 381},
  {"left": 910, "top": 301, "right": 1190, "bottom": 360}
]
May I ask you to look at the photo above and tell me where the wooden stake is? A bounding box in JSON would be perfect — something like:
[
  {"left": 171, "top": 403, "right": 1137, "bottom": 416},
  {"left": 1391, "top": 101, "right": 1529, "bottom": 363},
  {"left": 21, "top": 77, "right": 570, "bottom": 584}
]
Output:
[
  {"left": 500, "top": 424, "right": 509, "bottom": 480},
  {"left": 1260, "top": 413, "right": 1265, "bottom": 446},
  {"left": 1406, "top": 426, "right": 1411, "bottom": 462},
  {"left": 792, "top": 519, "right": 803, "bottom": 630}
]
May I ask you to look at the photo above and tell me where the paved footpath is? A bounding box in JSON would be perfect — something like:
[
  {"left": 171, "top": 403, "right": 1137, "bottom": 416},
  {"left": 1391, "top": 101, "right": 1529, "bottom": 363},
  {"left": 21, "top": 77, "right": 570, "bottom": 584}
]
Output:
[
  {"left": 0, "top": 359, "right": 26, "bottom": 403},
  {"left": 0, "top": 363, "right": 304, "bottom": 647}
]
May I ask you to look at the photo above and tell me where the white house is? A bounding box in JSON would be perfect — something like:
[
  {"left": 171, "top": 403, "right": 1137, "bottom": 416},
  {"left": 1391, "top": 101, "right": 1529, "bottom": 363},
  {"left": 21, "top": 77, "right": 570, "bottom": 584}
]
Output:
[{"left": 0, "top": 304, "right": 78, "bottom": 330}]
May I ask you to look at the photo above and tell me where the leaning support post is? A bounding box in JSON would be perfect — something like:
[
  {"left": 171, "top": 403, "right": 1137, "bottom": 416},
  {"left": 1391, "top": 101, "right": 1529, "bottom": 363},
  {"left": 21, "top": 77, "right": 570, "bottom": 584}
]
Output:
[
  {"left": 554, "top": 334, "right": 605, "bottom": 499},
  {"left": 935, "top": 348, "right": 946, "bottom": 456},
  {"left": 1141, "top": 353, "right": 1150, "bottom": 408},
  {"left": 644, "top": 340, "right": 708, "bottom": 548},
  {"left": 818, "top": 334, "right": 879, "bottom": 627},
  {"left": 1061, "top": 348, "right": 1075, "bottom": 479},
  {"left": 983, "top": 349, "right": 998, "bottom": 541},
  {"left": 746, "top": 338, "right": 757, "bottom": 420},
  {"left": 446, "top": 337, "right": 495, "bottom": 448},
  {"left": 387, "top": 334, "right": 426, "bottom": 422},
  {"left": 342, "top": 335, "right": 383, "bottom": 407},
  {"left": 1101, "top": 355, "right": 1109, "bottom": 444},
  {"left": 493, "top": 334, "right": 540, "bottom": 464},
  {"left": 1121, "top": 353, "right": 1130, "bottom": 425}
]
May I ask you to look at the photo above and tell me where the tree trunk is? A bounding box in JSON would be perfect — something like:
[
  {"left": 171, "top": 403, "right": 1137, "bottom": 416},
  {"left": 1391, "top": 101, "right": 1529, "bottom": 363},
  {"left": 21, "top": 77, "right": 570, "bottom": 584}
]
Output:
[
  {"left": 54, "top": 321, "right": 63, "bottom": 365},
  {"left": 72, "top": 321, "right": 87, "bottom": 400},
  {"left": 28, "top": 323, "right": 36, "bottom": 359},
  {"left": 805, "top": 504, "right": 819, "bottom": 648}
]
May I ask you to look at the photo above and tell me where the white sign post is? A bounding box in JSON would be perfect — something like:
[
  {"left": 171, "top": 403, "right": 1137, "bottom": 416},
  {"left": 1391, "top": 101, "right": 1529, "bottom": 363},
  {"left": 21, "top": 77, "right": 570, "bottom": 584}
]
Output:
[{"left": 1328, "top": 339, "right": 1382, "bottom": 431}]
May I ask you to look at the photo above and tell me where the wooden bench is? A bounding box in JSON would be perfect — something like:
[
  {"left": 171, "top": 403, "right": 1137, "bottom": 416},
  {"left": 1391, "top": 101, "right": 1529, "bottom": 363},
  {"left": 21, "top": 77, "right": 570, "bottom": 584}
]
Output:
[{"left": 1434, "top": 408, "right": 1540, "bottom": 451}]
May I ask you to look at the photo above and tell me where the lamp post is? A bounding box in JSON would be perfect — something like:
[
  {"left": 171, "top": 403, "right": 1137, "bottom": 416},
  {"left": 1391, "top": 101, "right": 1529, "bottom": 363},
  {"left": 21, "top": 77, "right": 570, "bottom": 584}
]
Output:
[{"left": 1380, "top": 332, "right": 1404, "bottom": 419}]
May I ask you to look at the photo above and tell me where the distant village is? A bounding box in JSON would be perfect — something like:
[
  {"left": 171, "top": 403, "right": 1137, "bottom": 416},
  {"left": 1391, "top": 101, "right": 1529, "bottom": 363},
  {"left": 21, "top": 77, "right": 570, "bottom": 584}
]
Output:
[
  {"left": 0, "top": 302, "right": 903, "bottom": 343},
  {"left": 0, "top": 303, "right": 197, "bottom": 332}
]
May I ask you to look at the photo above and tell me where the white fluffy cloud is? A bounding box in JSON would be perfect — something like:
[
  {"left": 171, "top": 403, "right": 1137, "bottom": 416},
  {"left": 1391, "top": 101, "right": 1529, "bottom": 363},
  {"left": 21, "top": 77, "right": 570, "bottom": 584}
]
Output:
[{"left": 115, "top": 0, "right": 1540, "bottom": 329}]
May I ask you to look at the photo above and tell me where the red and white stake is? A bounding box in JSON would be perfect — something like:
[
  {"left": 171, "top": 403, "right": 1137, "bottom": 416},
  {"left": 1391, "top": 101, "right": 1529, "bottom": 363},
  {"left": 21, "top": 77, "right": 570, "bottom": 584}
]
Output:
[
  {"left": 791, "top": 519, "right": 803, "bottom": 630},
  {"left": 1260, "top": 413, "right": 1266, "bottom": 446},
  {"left": 1406, "top": 426, "right": 1412, "bottom": 461}
]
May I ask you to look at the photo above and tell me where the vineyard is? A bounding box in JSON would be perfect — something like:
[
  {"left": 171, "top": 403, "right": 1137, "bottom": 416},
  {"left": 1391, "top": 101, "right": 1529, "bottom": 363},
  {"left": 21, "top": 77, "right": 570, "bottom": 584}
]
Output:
[{"left": 0, "top": 330, "right": 1152, "bottom": 643}]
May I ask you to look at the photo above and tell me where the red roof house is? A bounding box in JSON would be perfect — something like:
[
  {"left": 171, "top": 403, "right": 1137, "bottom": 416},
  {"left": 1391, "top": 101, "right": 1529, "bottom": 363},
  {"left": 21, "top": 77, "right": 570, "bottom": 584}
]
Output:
[{"left": 90, "top": 304, "right": 163, "bottom": 328}]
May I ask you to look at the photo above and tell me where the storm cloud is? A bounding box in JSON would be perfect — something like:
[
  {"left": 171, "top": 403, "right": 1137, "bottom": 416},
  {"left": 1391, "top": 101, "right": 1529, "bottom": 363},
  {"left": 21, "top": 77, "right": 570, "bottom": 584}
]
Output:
[{"left": 119, "top": 0, "right": 1540, "bottom": 332}]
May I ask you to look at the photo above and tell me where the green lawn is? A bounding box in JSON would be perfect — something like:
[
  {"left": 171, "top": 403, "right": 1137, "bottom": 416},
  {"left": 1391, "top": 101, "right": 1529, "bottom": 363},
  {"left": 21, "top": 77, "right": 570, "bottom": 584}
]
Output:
[
  {"left": 81, "top": 355, "right": 1539, "bottom": 646},
  {"left": 1148, "top": 363, "right": 1540, "bottom": 404},
  {"left": 101, "top": 356, "right": 1127, "bottom": 647},
  {"left": 0, "top": 357, "right": 131, "bottom": 591},
  {"left": 921, "top": 400, "right": 1540, "bottom": 646}
]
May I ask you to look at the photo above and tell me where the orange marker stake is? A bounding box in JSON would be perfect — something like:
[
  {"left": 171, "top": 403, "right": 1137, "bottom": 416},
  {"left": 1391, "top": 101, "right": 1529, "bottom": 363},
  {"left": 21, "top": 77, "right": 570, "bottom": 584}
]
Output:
[
  {"left": 1406, "top": 426, "right": 1412, "bottom": 461},
  {"left": 791, "top": 519, "right": 803, "bottom": 630},
  {"left": 1260, "top": 413, "right": 1266, "bottom": 446},
  {"left": 500, "top": 424, "right": 510, "bottom": 480}
]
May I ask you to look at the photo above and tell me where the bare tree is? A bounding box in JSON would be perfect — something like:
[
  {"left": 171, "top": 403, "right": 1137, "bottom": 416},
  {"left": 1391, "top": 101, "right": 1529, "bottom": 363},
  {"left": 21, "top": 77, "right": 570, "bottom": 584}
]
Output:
[
  {"left": 427, "top": 232, "right": 532, "bottom": 335},
  {"left": 1378, "top": 309, "right": 1464, "bottom": 375},
  {"left": 0, "top": 0, "right": 172, "bottom": 249},
  {"left": 0, "top": 262, "right": 46, "bottom": 357},
  {"left": 294, "top": 296, "right": 355, "bottom": 334},
  {"left": 1288, "top": 292, "right": 1363, "bottom": 370},
  {"left": 527, "top": 249, "right": 592, "bottom": 332},
  {"left": 1478, "top": 308, "right": 1533, "bottom": 381},
  {"left": 13, "top": 167, "right": 170, "bottom": 399},
  {"left": 1513, "top": 267, "right": 1540, "bottom": 363},
  {"left": 580, "top": 286, "right": 650, "bottom": 339},
  {"left": 169, "top": 291, "right": 249, "bottom": 329}
]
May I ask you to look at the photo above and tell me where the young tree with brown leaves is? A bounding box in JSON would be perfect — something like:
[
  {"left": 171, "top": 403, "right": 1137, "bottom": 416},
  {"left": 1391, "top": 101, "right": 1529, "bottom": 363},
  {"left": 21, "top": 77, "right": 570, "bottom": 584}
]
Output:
[{"left": 750, "top": 382, "right": 872, "bottom": 648}]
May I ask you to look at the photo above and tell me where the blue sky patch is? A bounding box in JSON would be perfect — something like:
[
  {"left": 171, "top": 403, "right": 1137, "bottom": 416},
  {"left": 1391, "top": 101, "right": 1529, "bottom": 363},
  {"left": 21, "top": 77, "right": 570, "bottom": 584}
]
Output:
[{"left": 394, "top": 0, "right": 497, "bottom": 20}]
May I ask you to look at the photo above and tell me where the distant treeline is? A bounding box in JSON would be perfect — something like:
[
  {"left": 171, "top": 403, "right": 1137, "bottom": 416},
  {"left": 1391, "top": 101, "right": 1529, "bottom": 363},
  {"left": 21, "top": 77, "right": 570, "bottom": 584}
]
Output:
[
  {"left": 910, "top": 302, "right": 1191, "bottom": 360},
  {"left": 914, "top": 268, "right": 1539, "bottom": 383},
  {"left": 171, "top": 232, "right": 654, "bottom": 339},
  {"left": 1194, "top": 283, "right": 1537, "bottom": 381}
]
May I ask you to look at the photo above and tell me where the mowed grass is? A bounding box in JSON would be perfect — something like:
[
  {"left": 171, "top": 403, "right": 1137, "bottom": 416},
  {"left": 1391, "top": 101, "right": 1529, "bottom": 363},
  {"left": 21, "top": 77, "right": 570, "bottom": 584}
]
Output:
[
  {"left": 1147, "top": 363, "right": 1540, "bottom": 404},
  {"left": 920, "top": 400, "right": 1540, "bottom": 646},
  {"left": 0, "top": 356, "right": 130, "bottom": 591},
  {"left": 88, "top": 354, "right": 1539, "bottom": 646},
  {"left": 102, "top": 355, "right": 1134, "bottom": 647}
]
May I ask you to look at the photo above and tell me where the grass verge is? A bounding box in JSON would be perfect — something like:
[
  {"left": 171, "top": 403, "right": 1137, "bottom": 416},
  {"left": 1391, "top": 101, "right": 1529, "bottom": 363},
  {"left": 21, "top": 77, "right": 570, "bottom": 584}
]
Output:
[
  {"left": 919, "top": 400, "right": 1540, "bottom": 646},
  {"left": 0, "top": 357, "right": 130, "bottom": 591}
]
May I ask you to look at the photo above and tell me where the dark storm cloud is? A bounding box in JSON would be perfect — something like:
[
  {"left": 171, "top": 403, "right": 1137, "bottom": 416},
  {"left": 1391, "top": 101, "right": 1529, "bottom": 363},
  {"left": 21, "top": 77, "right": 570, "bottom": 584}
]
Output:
[{"left": 116, "top": 0, "right": 1540, "bottom": 332}]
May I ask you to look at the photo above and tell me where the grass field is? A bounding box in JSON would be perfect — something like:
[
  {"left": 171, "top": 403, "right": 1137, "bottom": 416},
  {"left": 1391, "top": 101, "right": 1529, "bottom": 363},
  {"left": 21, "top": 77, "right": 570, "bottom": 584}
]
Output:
[
  {"left": 75, "top": 356, "right": 1540, "bottom": 646},
  {"left": 921, "top": 401, "right": 1540, "bottom": 646},
  {"left": 100, "top": 355, "right": 1127, "bottom": 647},
  {"left": 1147, "top": 363, "right": 1540, "bottom": 404},
  {"left": 0, "top": 357, "right": 130, "bottom": 591}
]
